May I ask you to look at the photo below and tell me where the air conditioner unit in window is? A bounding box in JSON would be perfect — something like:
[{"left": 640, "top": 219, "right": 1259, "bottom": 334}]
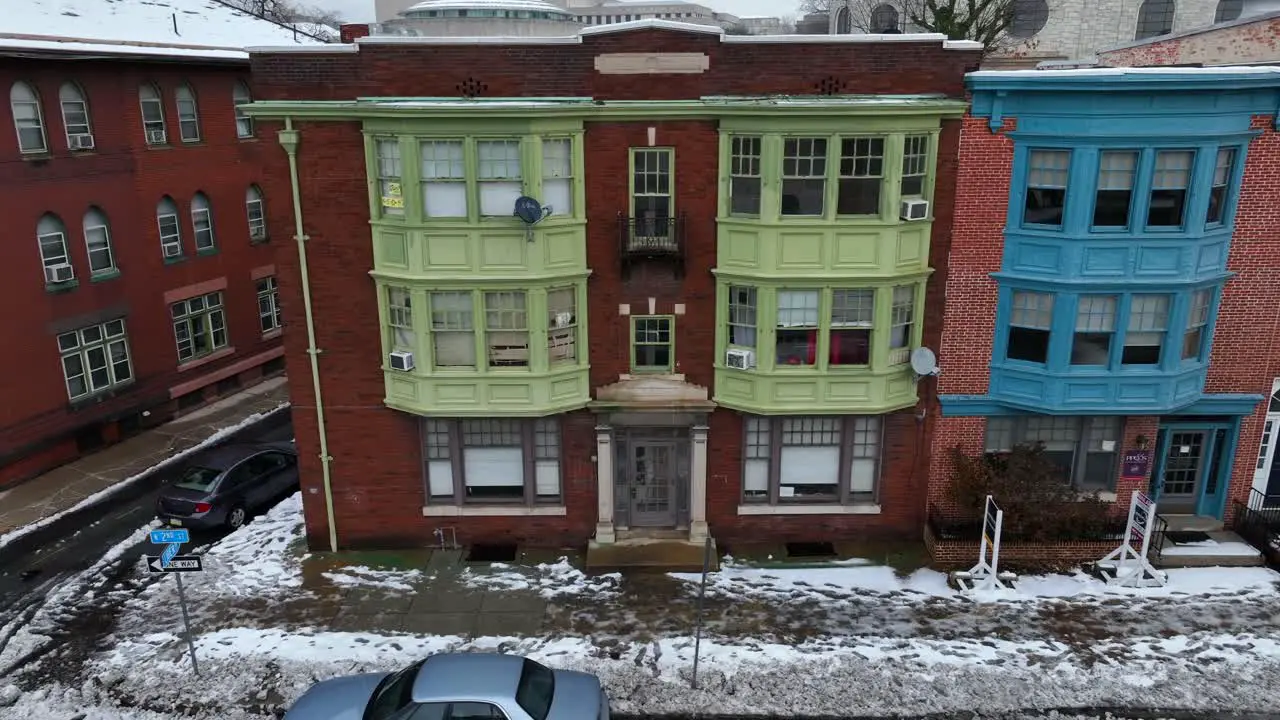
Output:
[
  {"left": 725, "top": 348, "right": 755, "bottom": 370},
  {"left": 69, "top": 133, "right": 95, "bottom": 150},
  {"left": 44, "top": 263, "right": 74, "bottom": 284},
  {"left": 389, "top": 350, "right": 415, "bottom": 372},
  {"left": 162, "top": 243, "right": 182, "bottom": 258},
  {"left": 146, "top": 128, "right": 167, "bottom": 145},
  {"left": 900, "top": 198, "right": 930, "bottom": 221}
]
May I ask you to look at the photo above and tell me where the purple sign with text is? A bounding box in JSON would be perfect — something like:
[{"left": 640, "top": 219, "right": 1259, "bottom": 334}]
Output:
[{"left": 1122, "top": 449, "right": 1152, "bottom": 479}]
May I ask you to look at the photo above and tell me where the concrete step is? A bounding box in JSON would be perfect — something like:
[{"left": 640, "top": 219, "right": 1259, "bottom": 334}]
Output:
[
  {"left": 1155, "top": 530, "right": 1264, "bottom": 568},
  {"left": 586, "top": 538, "right": 718, "bottom": 573}
]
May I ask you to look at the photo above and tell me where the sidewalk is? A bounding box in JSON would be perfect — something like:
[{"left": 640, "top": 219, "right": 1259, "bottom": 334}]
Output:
[{"left": 0, "top": 376, "right": 290, "bottom": 538}]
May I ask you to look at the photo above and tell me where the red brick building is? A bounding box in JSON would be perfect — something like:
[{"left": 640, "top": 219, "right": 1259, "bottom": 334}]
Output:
[
  {"left": 0, "top": 0, "right": 322, "bottom": 487},
  {"left": 248, "top": 21, "right": 982, "bottom": 560}
]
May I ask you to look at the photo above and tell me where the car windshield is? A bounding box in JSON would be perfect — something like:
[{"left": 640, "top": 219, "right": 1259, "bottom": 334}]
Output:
[
  {"left": 171, "top": 466, "right": 222, "bottom": 492},
  {"left": 364, "top": 660, "right": 425, "bottom": 720},
  {"left": 515, "top": 659, "right": 555, "bottom": 720}
]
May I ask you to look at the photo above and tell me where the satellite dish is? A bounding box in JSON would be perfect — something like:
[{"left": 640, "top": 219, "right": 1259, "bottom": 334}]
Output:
[
  {"left": 513, "top": 196, "right": 550, "bottom": 225},
  {"left": 910, "top": 347, "right": 940, "bottom": 378}
]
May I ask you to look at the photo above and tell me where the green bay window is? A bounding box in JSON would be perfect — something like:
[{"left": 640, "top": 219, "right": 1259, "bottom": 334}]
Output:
[
  {"left": 430, "top": 291, "right": 475, "bottom": 368},
  {"left": 829, "top": 289, "right": 873, "bottom": 366},
  {"left": 420, "top": 140, "right": 467, "bottom": 217},
  {"left": 727, "top": 286, "right": 757, "bottom": 349},
  {"left": 776, "top": 289, "right": 820, "bottom": 366},
  {"left": 781, "top": 138, "right": 827, "bottom": 216},
  {"left": 484, "top": 291, "right": 529, "bottom": 367},
  {"left": 729, "top": 136, "right": 762, "bottom": 215},
  {"left": 477, "top": 140, "right": 523, "bottom": 216},
  {"left": 837, "top": 137, "right": 884, "bottom": 216},
  {"left": 386, "top": 286, "right": 415, "bottom": 352},
  {"left": 900, "top": 135, "right": 928, "bottom": 197}
]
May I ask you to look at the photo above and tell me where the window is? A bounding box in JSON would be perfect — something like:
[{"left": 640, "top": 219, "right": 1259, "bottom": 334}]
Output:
[
  {"left": 246, "top": 185, "right": 266, "bottom": 241},
  {"left": 58, "top": 319, "right": 133, "bottom": 401},
  {"left": 870, "top": 3, "right": 899, "bottom": 31},
  {"left": 1135, "top": 0, "right": 1175, "bottom": 39},
  {"left": 632, "top": 316, "right": 673, "bottom": 373},
  {"left": 1007, "top": 291, "right": 1054, "bottom": 363},
  {"left": 776, "top": 290, "right": 819, "bottom": 366},
  {"left": 431, "top": 292, "right": 475, "bottom": 368},
  {"left": 377, "top": 139, "right": 405, "bottom": 217},
  {"left": 781, "top": 138, "right": 827, "bottom": 216},
  {"left": 10, "top": 81, "right": 46, "bottom": 153},
  {"left": 541, "top": 138, "right": 573, "bottom": 215},
  {"left": 139, "top": 83, "right": 166, "bottom": 143},
  {"left": 889, "top": 285, "right": 915, "bottom": 363},
  {"left": 477, "top": 140, "right": 522, "bottom": 216},
  {"left": 1024, "top": 149, "right": 1069, "bottom": 226},
  {"left": 1009, "top": 0, "right": 1049, "bottom": 37},
  {"left": 835, "top": 5, "right": 852, "bottom": 32},
  {"left": 729, "top": 136, "right": 762, "bottom": 215},
  {"left": 1148, "top": 150, "right": 1193, "bottom": 227},
  {"left": 829, "top": 289, "right": 872, "bottom": 366},
  {"left": 1123, "top": 294, "right": 1169, "bottom": 365},
  {"left": 386, "top": 286, "right": 414, "bottom": 350},
  {"left": 258, "top": 277, "right": 282, "bottom": 333},
  {"left": 837, "top": 137, "right": 884, "bottom": 216},
  {"left": 423, "top": 418, "right": 561, "bottom": 504},
  {"left": 742, "top": 415, "right": 882, "bottom": 504},
  {"left": 1071, "top": 295, "right": 1116, "bottom": 365},
  {"left": 365, "top": 661, "right": 426, "bottom": 720},
  {"left": 727, "top": 286, "right": 757, "bottom": 349},
  {"left": 171, "top": 291, "right": 228, "bottom": 362},
  {"left": 1183, "top": 289, "right": 1211, "bottom": 361},
  {"left": 175, "top": 85, "right": 200, "bottom": 142},
  {"left": 59, "top": 82, "right": 91, "bottom": 147},
  {"left": 985, "top": 416, "right": 1120, "bottom": 491},
  {"left": 233, "top": 81, "right": 254, "bottom": 138},
  {"left": 1093, "top": 151, "right": 1137, "bottom": 228},
  {"left": 515, "top": 659, "right": 555, "bottom": 720},
  {"left": 901, "top": 135, "right": 928, "bottom": 197},
  {"left": 632, "top": 148, "right": 673, "bottom": 238},
  {"left": 547, "top": 287, "right": 576, "bottom": 364},
  {"left": 36, "top": 214, "right": 71, "bottom": 280},
  {"left": 157, "top": 197, "right": 182, "bottom": 258},
  {"left": 191, "top": 192, "right": 216, "bottom": 251},
  {"left": 485, "top": 291, "right": 529, "bottom": 367},
  {"left": 83, "top": 208, "right": 115, "bottom": 275},
  {"left": 1215, "top": 0, "right": 1243, "bottom": 21},
  {"left": 1206, "top": 147, "right": 1235, "bottom": 225}
]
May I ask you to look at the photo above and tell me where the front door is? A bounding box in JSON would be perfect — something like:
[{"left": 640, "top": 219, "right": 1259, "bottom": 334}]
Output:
[
  {"left": 628, "top": 441, "right": 676, "bottom": 527},
  {"left": 1156, "top": 430, "right": 1207, "bottom": 513}
]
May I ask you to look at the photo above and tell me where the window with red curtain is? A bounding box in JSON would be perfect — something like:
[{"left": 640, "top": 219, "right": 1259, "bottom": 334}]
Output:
[{"left": 776, "top": 289, "right": 820, "bottom": 366}]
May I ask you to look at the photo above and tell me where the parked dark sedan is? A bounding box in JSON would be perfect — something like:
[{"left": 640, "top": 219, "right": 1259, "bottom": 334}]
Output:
[{"left": 154, "top": 442, "right": 299, "bottom": 530}]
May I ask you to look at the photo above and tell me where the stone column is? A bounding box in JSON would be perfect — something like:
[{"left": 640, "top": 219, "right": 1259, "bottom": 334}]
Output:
[
  {"left": 594, "top": 425, "right": 616, "bottom": 544},
  {"left": 689, "top": 424, "right": 710, "bottom": 542}
]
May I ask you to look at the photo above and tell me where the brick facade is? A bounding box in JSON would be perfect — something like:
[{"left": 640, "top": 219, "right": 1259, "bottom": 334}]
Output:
[
  {"left": 0, "top": 57, "right": 284, "bottom": 488},
  {"left": 253, "top": 28, "right": 982, "bottom": 550},
  {"left": 1098, "top": 15, "right": 1280, "bottom": 67}
]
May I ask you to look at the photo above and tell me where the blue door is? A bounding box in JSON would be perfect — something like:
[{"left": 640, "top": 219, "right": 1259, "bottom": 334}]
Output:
[{"left": 1152, "top": 425, "right": 1232, "bottom": 518}]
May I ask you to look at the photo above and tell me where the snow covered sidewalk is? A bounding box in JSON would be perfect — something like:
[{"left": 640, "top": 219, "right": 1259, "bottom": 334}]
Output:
[{"left": 6, "top": 492, "right": 1280, "bottom": 718}]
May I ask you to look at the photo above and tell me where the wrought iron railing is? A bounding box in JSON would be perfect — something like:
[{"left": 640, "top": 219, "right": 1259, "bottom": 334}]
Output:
[
  {"left": 618, "top": 213, "right": 686, "bottom": 278},
  {"left": 927, "top": 508, "right": 1127, "bottom": 544},
  {"left": 1232, "top": 488, "right": 1280, "bottom": 561},
  {"left": 1148, "top": 513, "right": 1170, "bottom": 558}
]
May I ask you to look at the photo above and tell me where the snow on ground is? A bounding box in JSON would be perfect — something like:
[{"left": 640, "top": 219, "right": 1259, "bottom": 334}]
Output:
[
  {"left": 324, "top": 565, "right": 424, "bottom": 592},
  {"left": 0, "top": 404, "right": 290, "bottom": 551},
  {"left": 181, "top": 492, "right": 307, "bottom": 598},
  {"left": 461, "top": 558, "right": 622, "bottom": 598}
]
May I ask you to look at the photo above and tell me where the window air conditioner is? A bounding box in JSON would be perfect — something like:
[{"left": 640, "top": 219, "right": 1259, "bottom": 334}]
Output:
[
  {"left": 147, "top": 128, "right": 167, "bottom": 145},
  {"left": 900, "top": 198, "right": 929, "bottom": 221},
  {"left": 69, "top": 133, "right": 95, "bottom": 150},
  {"left": 162, "top": 243, "right": 182, "bottom": 258},
  {"left": 389, "top": 350, "right": 415, "bottom": 372},
  {"left": 725, "top": 348, "right": 755, "bottom": 370},
  {"left": 44, "top": 263, "right": 74, "bottom": 284}
]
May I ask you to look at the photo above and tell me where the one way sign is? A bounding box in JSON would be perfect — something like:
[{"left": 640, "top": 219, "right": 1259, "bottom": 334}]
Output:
[{"left": 145, "top": 554, "right": 204, "bottom": 573}]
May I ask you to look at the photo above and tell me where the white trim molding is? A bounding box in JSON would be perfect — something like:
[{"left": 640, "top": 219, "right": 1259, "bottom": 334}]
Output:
[
  {"left": 422, "top": 505, "right": 567, "bottom": 517},
  {"left": 737, "top": 503, "right": 881, "bottom": 516}
]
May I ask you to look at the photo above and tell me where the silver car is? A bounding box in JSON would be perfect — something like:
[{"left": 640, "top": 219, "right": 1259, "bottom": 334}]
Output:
[{"left": 284, "top": 653, "right": 610, "bottom": 720}]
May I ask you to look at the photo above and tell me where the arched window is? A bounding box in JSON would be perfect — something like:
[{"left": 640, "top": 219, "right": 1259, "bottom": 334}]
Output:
[
  {"left": 175, "top": 84, "right": 201, "bottom": 142},
  {"left": 11, "top": 82, "right": 46, "bottom": 154},
  {"left": 83, "top": 207, "right": 115, "bottom": 274},
  {"left": 1135, "top": 0, "right": 1175, "bottom": 39},
  {"left": 834, "top": 5, "right": 852, "bottom": 33},
  {"left": 1214, "top": 0, "right": 1243, "bottom": 22},
  {"left": 157, "top": 196, "right": 182, "bottom": 258},
  {"left": 1009, "top": 0, "right": 1049, "bottom": 38},
  {"left": 36, "top": 214, "right": 71, "bottom": 282},
  {"left": 870, "top": 4, "right": 899, "bottom": 32},
  {"left": 58, "top": 82, "right": 92, "bottom": 149},
  {"left": 233, "top": 81, "right": 254, "bottom": 138},
  {"left": 191, "top": 192, "right": 216, "bottom": 251},
  {"left": 139, "top": 83, "right": 166, "bottom": 144},
  {"left": 246, "top": 185, "right": 267, "bottom": 241}
]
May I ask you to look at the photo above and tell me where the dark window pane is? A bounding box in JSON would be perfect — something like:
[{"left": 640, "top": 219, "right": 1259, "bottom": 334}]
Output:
[
  {"left": 776, "top": 329, "right": 817, "bottom": 366},
  {"left": 730, "top": 177, "right": 761, "bottom": 214},
  {"left": 900, "top": 174, "right": 924, "bottom": 197},
  {"left": 837, "top": 178, "right": 880, "bottom": 215},
  {"left": 1093, "top": 189, "right": 1132, "bottom": 227},
  {"left": 516, "top": 659, "right": 555, "bottom": 720},
  {"left": 1147, "top": 189, "right": 1187, "bottom": 226},
  {"left": 1071, "top": 332, "right": 1111, "bottom": 365},
  {"left": 1042, "top": 450, "right": 1075, "bottom": 482},
  {"left": 1007, "top": 327, "right": 1050, "bottom": 363},
  {"left": 1207, "top": 186, "right": 1227, "bottom": 224},
  {"left": 1024, "top": 187, "right": 1065, "bottom": 225},
  {"left": 781, "top": 179, "right": 824, "bottom": 215},
  {"left": 829, "top": 329, "right": 870, "bottom": 365},
  {"left": 1081, "top": 452, "right": 1117, "bottom": 490},
  {"left": 1121, "top": 343, "right": 1162, "bottom": 365},
  {"left": 635, "top": 344, "right": 670, "bottom": 368},
  {"left": 1182, "top": 327, "right": 1204, "bottom": 360}
]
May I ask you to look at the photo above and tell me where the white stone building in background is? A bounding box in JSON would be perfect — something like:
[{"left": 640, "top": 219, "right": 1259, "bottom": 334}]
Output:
[
  {"left": 374, "top": 0, "right": 752, "bottom": 35},
  {"left": 828, "top": 0, "right": 1280, "bottom": 67}
]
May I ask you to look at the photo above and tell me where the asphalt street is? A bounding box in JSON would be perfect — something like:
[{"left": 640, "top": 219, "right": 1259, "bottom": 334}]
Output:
[{"left": 0, "top": 412, "right": 294, "bottom": 622}]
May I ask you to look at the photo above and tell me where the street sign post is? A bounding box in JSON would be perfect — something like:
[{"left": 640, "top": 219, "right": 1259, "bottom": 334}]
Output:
[
  {"left": 148, "top": 526, "right": 202, "bottom": 675},
  {"left": 1096, "top": 490, "right": 1167, "bottom": 588}
]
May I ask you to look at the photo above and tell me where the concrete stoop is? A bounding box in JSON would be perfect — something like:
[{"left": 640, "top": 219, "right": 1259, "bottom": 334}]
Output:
[
  {"left": 585, "top": 538, "right": 718, "bottom": 573},
  {"left": 1154, "top": 530, "right": 1264, "bottom": 568}
]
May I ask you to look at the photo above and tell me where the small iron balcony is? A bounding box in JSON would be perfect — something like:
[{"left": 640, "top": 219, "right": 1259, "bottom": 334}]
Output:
[{"left": 618, "top": 213, "right": 685, "bottom": 278}]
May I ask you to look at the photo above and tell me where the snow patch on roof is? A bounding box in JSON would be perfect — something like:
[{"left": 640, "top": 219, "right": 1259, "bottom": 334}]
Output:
[{"left": 970, "top": 66, "right": 1280, "bottom": 79}]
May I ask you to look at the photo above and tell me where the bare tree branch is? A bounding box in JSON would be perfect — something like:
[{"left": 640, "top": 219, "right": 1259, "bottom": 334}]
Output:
[{"left": 839, "top": 0, "right": 1027, "bottom": 52}]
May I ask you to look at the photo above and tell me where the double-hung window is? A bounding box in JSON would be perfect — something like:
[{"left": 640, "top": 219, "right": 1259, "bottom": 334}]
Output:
[
  {"left": 157, "top": 197, "right": 182, "bottom": 258},
  {"left": 729, "top": 136, "right": 762, "bottom": 215},
  {"left": 631, "top": 148, "right": 673, "bottom": 245},
  {"left": 233, "top": 82, "right": 254, "bottom": 138},
  {"left": 900, "top": 135, "right": 928, "bottom": 197},
  {"left": 1093, "top": 151, "right": 1137, "bottom": 228},
  {"left": 541, "top": 138, "right": 573, "bottom": 215},
  {"left": 58, "top": 319, "right": 133, "bottom": 401},
  {"left": 139, "top": 83, "right": 166, "bottom": 144},
  {"left": 781, "top": 138, "right": 826, "bottom": 216},
  {"left": 1147, "top": 150, "right": 1193, "bottom": 228},
  {"left": 376, "top": 139, "right": 405, "bottom": 217},
  {"left": 36, "top": 214, "right": 71, "bottom": 281},
  {"left": 1206, "top": 148, "right": 1236, "bottom": 225},
  {"left": 246, "top": 185, "right": 266, "bottom": 241},
  {"left": 419, "top": 139, "right": 466, "bottom": 218},
  {"left": 171, "top": 292, "right": 228, "bottom": 362},
  {"left": 258, "top": 277, "right": 282, "bottom": 333},
  {"left": 175, "top": 85, "right": 200, "bottom": 143},
  {"left": 837, "top": 137, "right": 884, "bottom": 216},
  {"left": 1024, "top": 149, "right": 1069, "bottom": 226},
  {"left": 1182, "top": 289, "right": 1212, "bottom": 361},
  {"left": 83, "top": 208, "right": 115, "bottom": 275},
  {"left": 742, "top": 415, "right": 882, "bottom": 504},
  {"left": 776, "top": 290, "right": 819, "bottom": 366},
  {"left": 1122, "top": 294, "right": 1169, "bottom": 366},
  {"left": 485, "top": 291, "right": 529, "bottom": 367},
  {"left": 59, "top": 82, "right": 91, "bottom": 148},
  {"left": 632, "top": 316, "right": 673, "bottom": 373},
  {"left": 191, "top": 192, "right": 216, "bottom": 251},
  {"left": 1007, "top": 291, "right": 1054, "bottom": 363},
  {"left": 423, "top": 417, "right": 561, "bottom": 504},
  {"left": 727, "top": 286, "right": 757, "bottom": 349},
  {"left": 985, "top": 416, "right": 1120, "bottom": 491},
  {"left": 888, "top": 285, "right": 915, "bottom": 364},
  {"left": 829, "top": 289, "right": 872, "bottom": 366},
  {"left": 547, "top": 287, "right": 577, "bottom": 364},
  {"left": 10, "top": 81, "right": 46, "bottom": 154},
  {"left": 477, "top": 140, "right": 523, "bottom": 217},
  {"left": 1071, "top": 295, "right": 1117, "bottom": 366},
  {"left": 386, "top": 286, "right": 414, "bottom": 351},
  {"left": 431, "top": 291, "right": 475, "bottom": 368}
]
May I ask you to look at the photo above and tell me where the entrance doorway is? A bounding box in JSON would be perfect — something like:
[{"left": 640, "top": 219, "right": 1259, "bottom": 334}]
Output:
[
  {"left": 627, "top": 441, "right": 677, "bottom": 527},
  {"left": 1154, "top": 422, "right": 1233, "bottom": 518}
]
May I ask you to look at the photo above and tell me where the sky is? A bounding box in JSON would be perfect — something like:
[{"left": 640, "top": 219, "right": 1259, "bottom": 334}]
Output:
[{"left": 305, "top": 0, "right": 804, "bottom": 23}]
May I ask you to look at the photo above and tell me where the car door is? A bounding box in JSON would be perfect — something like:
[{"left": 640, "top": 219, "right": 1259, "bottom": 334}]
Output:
[
  {"left": 214, "top": 461, "right": 257, "bottom": 510},
  {"left": 237, "top": 452, "right": 280, "bottom": 509}
]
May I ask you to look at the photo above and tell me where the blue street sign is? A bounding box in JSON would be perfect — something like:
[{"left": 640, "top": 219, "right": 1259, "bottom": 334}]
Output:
[
  {"left": 161, "top": 542, "right": 180, "bottom": 566},
  {"left": 150, "top": 528, "right": 190, "bottom": 545}
]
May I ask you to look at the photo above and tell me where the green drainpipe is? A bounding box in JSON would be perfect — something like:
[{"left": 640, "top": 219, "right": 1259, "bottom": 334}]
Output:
[{"left": 279, "top": 117, "right": 338, "bottom": 553}]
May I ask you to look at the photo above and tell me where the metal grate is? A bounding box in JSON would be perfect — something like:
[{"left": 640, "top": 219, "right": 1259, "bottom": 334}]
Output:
[
  {"left": 814, "top": 76, "right": 846, "bottom": 95},
  {"left": 457, "top": 77, "right": 488, "bottom": 98}
]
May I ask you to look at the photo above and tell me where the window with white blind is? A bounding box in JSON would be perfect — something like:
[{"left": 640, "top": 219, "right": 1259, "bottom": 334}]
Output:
[
  {"left": 1071, "top": 295, "right": 1117, "bottom": 366},
  {"left": 547, "top": 286, "right": 577, "bottom": 364},
  {"left": 485, "top": 291, "right": 529, "bottom": 367},
  {"left": 742, "top": 415, "right": 882, "bottom": 505},
  {"left": 985, "top": 415, "right": 1121, "bottom": 491},
  {"left": 1206, "top": 147, "right": 1236, "bottom": 225},
  {"left": 776, "top": 289, "right": 820, "bottom": 366},
  {"left": 727, "top": 285, "right": 757, "bottom": 349},
  {"left": 1007, "top": 291, "right": 1054, "bottom": 363},
  {"left": 1024, "top": 149, "right": 1070, "bottom": 226},
  {"left": 430, "top": 291, "right": 475, "bottom": 368},
  {"left": 542, "top": 138, "right": 573, "bottom": 215},
  {"left": 1093, "top": 151, "right": 1137, "bottom": 228},
  {"left": 422, "top": 417, "right": 562, "bottom": 505},
  {"left": 58, "top": 319, "right": 133, "bottom": 401},
  {"left": 1183, "top": 289, "right": 1212, "bottom": 361},
  {"left": 477, "top": 140, "right": 523, "bottom": 216},
  {"left": 420, "top": 139, "right": 466, "bottom": 217},
  {"left": 888, "top": 285, "right": 915, "bottom": 364},
  {"left": 376, "top": 138, "right": 404, "bottom": 217},
  {"left": 1147, "top": 150, "right": 1194, "bottom": 228}
]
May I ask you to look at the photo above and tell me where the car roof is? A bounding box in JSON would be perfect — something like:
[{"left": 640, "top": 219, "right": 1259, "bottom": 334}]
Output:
[
  {"left": 185, "top": 443, "right": 292, "bottom": 471},
  {"left": 411, "top": 654, "right": 524, "bottom": 704}
]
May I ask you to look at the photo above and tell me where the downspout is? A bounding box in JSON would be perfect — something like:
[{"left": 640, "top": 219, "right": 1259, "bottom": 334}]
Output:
[{"left": 279, "top": 117, "right": 338, "bottom": 553}]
